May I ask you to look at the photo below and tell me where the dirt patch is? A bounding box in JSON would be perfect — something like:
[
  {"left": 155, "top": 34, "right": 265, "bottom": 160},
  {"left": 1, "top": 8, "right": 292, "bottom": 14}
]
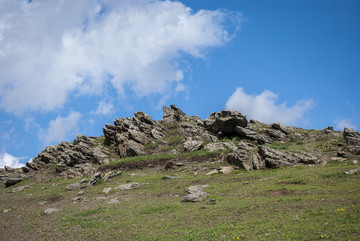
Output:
[
  {"left": 45, "top": 195, "right": 64, "bottom": 203},
  {"left": 277, "top": 180, "right": 308, "bottom": 185},
  {"left": 267, "top": 188, "right": 294, "bottom": 196}
]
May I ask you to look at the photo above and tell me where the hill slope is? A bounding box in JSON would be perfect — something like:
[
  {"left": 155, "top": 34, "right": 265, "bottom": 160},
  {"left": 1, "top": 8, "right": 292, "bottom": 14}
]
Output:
[{"left": 1, "top": 105, "right": 359, "bottom": 240}]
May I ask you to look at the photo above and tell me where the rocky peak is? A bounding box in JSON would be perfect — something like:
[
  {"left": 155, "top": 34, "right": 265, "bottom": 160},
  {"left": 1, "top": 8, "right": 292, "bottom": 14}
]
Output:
[
  {"left": 162, "top": 105, "right": 187, "bottom": 123},
  {"left": 204, "top": 110, "right": 247, "bottom": 136}
]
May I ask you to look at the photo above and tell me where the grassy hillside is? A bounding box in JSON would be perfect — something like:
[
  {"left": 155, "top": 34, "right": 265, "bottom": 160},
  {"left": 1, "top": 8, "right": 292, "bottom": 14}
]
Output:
[{"left": 1, "top": 156, "right": 359, "bottom": 240}]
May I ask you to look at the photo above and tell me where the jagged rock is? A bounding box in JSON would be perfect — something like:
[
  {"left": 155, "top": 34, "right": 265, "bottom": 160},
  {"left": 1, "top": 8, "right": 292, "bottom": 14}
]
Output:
[
  {"left": 151, "top": 127, "right": 165, "bottom": 140},
  {"left": 206, "top": 169, "right": 218, "bottom": 175},
  {"left": 324, "top": 126, "right": 334, "bottom": 134},
  {"left": 9, "top": 185, "right": 30, "bottom": 193},
  {"left": 126, "top": 140, "right": 145, "bottom": 156},
  {"left": 183, "top": 139, "right": 203, "bottom": 152},
  {"left": 272, "top": 123, "right": 290, "bottom": 134},
  {"left": 114, "top": 183, "right": 144, "bottom": 190},
  {"left": 235, "top": 126, "right": 270, "bottom": 143},
  {"left": 331, "top": 157, "right": 346, "bottom": 162},
  {"left": 92, "top": 146, "right": 109, "bottom": 165},
  {"left": 204, "top": 142, "right": 226, "bottom": 152},
  {"left": 348, "top": 146, "right": 360, "bottom": 155},
  {"left": 219, "top": 166, "right": 234, "bottom": 174},
  {"left": 344, "top": 168, "right": 360, "bottom": 175},
  {"left": 265, "top": 129, "right": 286, "bottom": 140},
  {"left": 5, "top": 178, "right": 23, "bottom": 187},
  {"left": 66, "top": 183, "right": 80, "bottom": 191},
  {"left": 181, "top": 185, "right": 209, "bottom": 202},
  {"left": 103, "top": 187, "right": 112, "bottom": 195},
  {"left": 343, "top": 128, "right": 360, "bottom": 145},
  {"left": 175, "top": 162, "right": 184, "bottom": 167},
  {"left": 162, "top": 105, "right": 187, "bottom": 123},
  {"left": 258, "top": 146, "right": 320, "bottom": 168},
  {"left": 87, "top": 172, "right": 102, "bottom": 186},
  {"left": 205, "top": 110, "right": 247, "bottom": 136},
  {"left": 134, "top": 111, "right": 154, "bottom": 125},
  {"left": 20, "top": 166, "right": 29, "bottom": 173},
  {"left": 4, "top": 166, "right": 14, "bottom": 172},
  {"left": 44, "top": 208, "right": 59, "bottom": 215},
  {"left": 26, "top": 161, "right": 42, "bottom": 170},
  {"left": 102, "top": 170, "right": 122, "bottom": 182},
  {"left": 226, "top": 150, "right": 264, "bottom": 171}
]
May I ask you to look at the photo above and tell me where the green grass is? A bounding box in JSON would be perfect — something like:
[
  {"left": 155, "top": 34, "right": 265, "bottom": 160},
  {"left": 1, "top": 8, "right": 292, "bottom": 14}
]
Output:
[{"left": 1, "top": 158, "right": 359, "bottom": 240}]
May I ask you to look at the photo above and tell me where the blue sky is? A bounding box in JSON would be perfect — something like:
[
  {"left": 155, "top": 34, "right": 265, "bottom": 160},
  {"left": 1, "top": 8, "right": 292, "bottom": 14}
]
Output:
[{"left": 0, "top": 0, "right": 359, "bottom": 168}]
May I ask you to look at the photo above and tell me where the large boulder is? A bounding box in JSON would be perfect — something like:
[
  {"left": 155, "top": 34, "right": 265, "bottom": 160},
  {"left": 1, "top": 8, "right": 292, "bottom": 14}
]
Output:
[
  {"left": 162, "top": 105, "right": 187, "bottom": 123},
  {"left": 205, "top": 110, "right": 247, "bottom": 136},
  {"left": 258, "top": 146, "right": 321, "bottom": 168},
  {"left": 226, "top": 142, "right": 264, "bottom": 170},
  {"left": 344, "top": 128, "right": 360, "bottom": 146}
]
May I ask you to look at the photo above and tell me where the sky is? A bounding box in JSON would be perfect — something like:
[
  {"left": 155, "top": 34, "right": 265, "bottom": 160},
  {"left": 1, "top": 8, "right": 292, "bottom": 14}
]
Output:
[{"left": 0, "top": 0, "right": 359, "bottom": 168}]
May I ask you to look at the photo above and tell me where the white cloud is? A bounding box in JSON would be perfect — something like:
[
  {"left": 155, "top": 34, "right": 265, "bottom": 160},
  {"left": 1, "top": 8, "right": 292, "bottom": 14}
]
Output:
[
  {"left": 334, "top": 118, "right": 357, "bottom": 130},
  {"left": 0, "top": 152, "right": 25, "bottom": 168},
  {"left": 91, "top": 101, "right": 114, "bottom": 115},
  {"left": 39, "top": 111, "right": 82, "bottom": 145},
  {"left": 225, "top": 87, "right": 314, "bottom": 125},
  {"left": 0, "top": 0, "right": 240, "bottom": 114}
]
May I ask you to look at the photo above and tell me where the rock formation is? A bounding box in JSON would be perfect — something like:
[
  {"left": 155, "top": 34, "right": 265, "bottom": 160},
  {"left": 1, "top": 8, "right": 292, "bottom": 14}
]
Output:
[{"left": 1, "top": 105, "right": 359, "bottom": 187}]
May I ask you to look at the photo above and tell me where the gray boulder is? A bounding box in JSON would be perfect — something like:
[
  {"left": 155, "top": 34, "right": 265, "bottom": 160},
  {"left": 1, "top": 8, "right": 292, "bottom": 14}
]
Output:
[
  {"left": 272, "top": 123, "right": 290, "bottom": 134},
  {"left": 258, "top": 146, "right": 320, "bottom": 168},
  {"left": 181, "top": 185, "right": 209, "bottom": 202},
  {"left": 162, "top": 105, "right": 187, "bottom": 123},
  {"left": 205, "top": 110, "right": 247, "bottom": 136},
  {"left": 183, "top": 139, "right": 203, "bottom": 152},
  {"left": 344, "top": 128, "right": 360, "bottom": 145}
]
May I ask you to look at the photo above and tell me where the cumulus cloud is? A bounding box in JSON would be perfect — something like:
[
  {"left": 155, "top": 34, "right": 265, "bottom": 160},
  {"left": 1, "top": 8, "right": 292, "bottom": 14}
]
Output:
[
  {"left": 39, "top": 111, "right": 82, "bottom": 145},
  {"left": 0, "top": 152, "right": 25, "bottom": 168},
  {"left": 225, "top": 87, "right": 314, "bottom": 125},
  {"left": 0, "top": 0, "right": 240, "bottom": 114},
  {"left": 91, "top": 101, "right": 114, "bottom": 115},
  {"left": 334, "top": 118, "right": 357, "bottom": 130}
]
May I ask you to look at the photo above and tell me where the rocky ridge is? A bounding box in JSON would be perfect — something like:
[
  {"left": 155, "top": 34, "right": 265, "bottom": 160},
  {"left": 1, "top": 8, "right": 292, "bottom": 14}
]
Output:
[{"left": 1, "top": 105, "right": 360, "bottom": 187}]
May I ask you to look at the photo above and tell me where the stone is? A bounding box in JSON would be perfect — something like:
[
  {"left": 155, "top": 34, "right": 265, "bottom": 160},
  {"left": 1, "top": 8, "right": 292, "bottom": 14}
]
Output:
[
  {"left": 219, "top": 166, "right": 234, "bottom": 174},
  {"left": 206, "top": 169, "right": 218, "bottom": 175},
  {"left": 114, "top": 183, "right": 143, "bottom": 190},
  {"left": 103, "top": 187, "right": 112, "bottom": 195},
  {"left": 272, "top": 123, "right": 290, "bottom": 134},
  {"left": 259, "top": 146, "right": 321, "bottom": 168},
  {"left": 44, "top": 208, "right": 59, "bottom": 215},
  {"left": 331, "top": 157, "right": 346, "bottom": 162},
  {"left": 353, "top": 160, "right": 358, "bottom": 165},
  {"left": 87, "top": 172, "right": 102, "bottom": 186},
  {"left": 324, "top": 126, "right": 334, "bottom": 134},
  {"left": 72, "top": 197, "right": 81, "bottom": 202},
  {"left": 337, "top": 151, "right": 349, "bottom": 158},
  {"left": 175, "top": 162, "right": 184, "bottom": 167},
  {"left": 163, "top": 175, "right": 180, "bottom": 180},
  {"left": 78, "top": 191, "right": 85, "bottom": 195},
  {"left": 80, "top": 178, "right": 88, "bottom": 184},
  {"left": 102, "top": 170, "right": 122, "bottom": 182},
  {"left": 344, "top": 168, "right": 360, "bottom": 175},
  {"left": 108, "top": 197, "right": 119, "bottom": 204},
  {"left": 181, "top": 185, "right": 209, "bottom": 202},
  {"left": 3, "top": 209, "right": 9, "bottom": 213},
  {"left": 204, "top": 142, "right": 226, "bottom": 152},
  {"left": 205, "top": 110, "right": 247, "bottom": 136},
  {"left": 5, "top": 178, "right": 23, "bottom": 187},
  {"left": 343, "top": 128, "right": 360, "bottom": 145},
  {"left": 10, "top": 185, "right": 30, "bottom": 193},
  {"left": 66, "top": 182, "right": 80, "bottom": 191},
  {"left": 183, "top": 139, "right": 203, "bottom": 152},
  {"left": 21, "top": 166, "right": 30, "bottom": 173},
  {"left": 162, "top": 105, "right": 187, "bottom": 123}
]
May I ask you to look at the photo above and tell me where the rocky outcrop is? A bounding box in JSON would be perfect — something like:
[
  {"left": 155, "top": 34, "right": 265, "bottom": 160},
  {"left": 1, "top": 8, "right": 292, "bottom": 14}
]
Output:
[
  {"left": 3, "top": 104, "right": 358, "bottom": 188},
  {"left": 344, "top": 128, "right": 360, "bottom": 146},
  {"left": 205, "top": 110, "right": 247, "bottom": 136},
  {"left": 258, "top": 146, "right": 321, "bottom": 168},
  {"left": 163, "top": 105, "right": 187, "bottom": 123}
]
